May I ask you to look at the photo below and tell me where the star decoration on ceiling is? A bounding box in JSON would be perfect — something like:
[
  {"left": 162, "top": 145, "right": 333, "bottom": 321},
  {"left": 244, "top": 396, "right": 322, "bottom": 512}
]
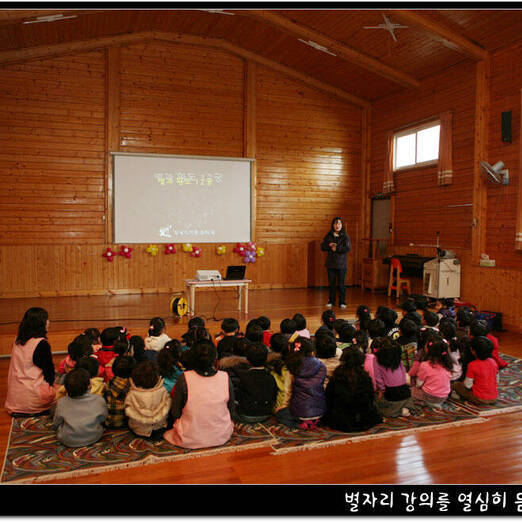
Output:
[{"left": 364, "top": 14, "right": 408, "bottom": 43}]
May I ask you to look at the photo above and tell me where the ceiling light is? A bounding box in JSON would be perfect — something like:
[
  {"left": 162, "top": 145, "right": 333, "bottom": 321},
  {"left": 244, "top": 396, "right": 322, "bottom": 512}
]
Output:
[
  {"left": 298, "top": 39, "right": 336, "bottom": 57},
  {"left": 23, "top": 14, "right": 78, "bottom": 24}
]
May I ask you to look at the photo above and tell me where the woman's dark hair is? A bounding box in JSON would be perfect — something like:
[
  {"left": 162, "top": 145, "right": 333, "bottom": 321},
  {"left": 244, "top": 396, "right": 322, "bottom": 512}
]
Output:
[
  {"left": 321, "top": 309, "right": 336, "bottom": 330},
  {"left": 112, "top": 355, "right": 136, "bottom": 379},
  {"left": 245, "top": 324, "right": 264, "bottom": 343},
  {"left": 64, "top": 368, "right": 90, "bottom": 398},
  {"left": 292, "top": 313, "right": 307, "bottom": 331},
  {"left": 423, "top": 311, "right": 440, "bottom": 327},
  {"left": 157, "top": 340, "right": 183, "bottom": 379},
  {"left": 339, "top": 324, "right": 357, "bottom": 343},
  {"left": 76, "top": 355, "right": 99, "bottom": 378},
  {"left": 367, "top": 318, "right": 385, "bottom": 339},
  {"left": 286, "top": 337, "right": 314, "bottom": 376},
  {"left": 425, "top": 339, "right": 454, "bottom": 371},
  {"left": 356, "top": 305, "right": 371, "bottom": 331},
  {"left": 315, "top": 334, "right": 337, "bottom": 359},
  {"left": 330, "top": 216, "right": 346, "bottom": 235},
  {"left": 148, "top": 317, "right": 166, "bottom": 337},
  {"left": 16, "top": 307, "right": 48, "bottom": 345},
  {"left": 332, "top": 346, "right": 366, "bottom": 383},
  {"left": 221, "top": 318, "right": 239, "bottom": 334},
  {"left": 257, "top": 316, "right": 271, "bottom": 331},
  {"left": 471, "top": 336, "right": 494, "bottom": 360},
  {"left": 129, "top": 335, "right": 147, "bottom": 363},
  {"left": 68, "top": 334, "right": 93, "bottom": 361},
  {"left": 182, "top": 326, "right": 211, "bottom": 347},
  {"left": 375, "top": 338, "right": 402, "bottom": 370},
  {"left": 191, "top": 339, "right": 217, "bottom": 373},
  {"left": 399, "top": 317, "right": 418, "bottom": 339},
  {"left": 280, "top": 318, "right": 297, "bottom": 335},
  {"left": 131, "top": 360, "right": 160, "bottom": 389},
  {"left": 269, "top": 333, "right": 288, "bottom": 354}
]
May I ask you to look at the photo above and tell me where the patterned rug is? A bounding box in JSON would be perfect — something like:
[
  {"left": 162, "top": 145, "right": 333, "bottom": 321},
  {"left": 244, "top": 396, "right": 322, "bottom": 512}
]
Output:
[
  {"left": 448, "top": 354, "right": 522, "bottom": 416},
  {"left": 1, "top": 402, "right": 486, "bottom": 484}
]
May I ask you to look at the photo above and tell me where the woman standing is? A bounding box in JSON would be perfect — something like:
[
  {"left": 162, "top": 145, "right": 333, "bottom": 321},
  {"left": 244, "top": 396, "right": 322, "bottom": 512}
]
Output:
[
  {"left": 321, "top": 217, "right": 351, "bottom": 309},
  {"left": 5, "top": 307, "right": 57, "bottom": 416}
]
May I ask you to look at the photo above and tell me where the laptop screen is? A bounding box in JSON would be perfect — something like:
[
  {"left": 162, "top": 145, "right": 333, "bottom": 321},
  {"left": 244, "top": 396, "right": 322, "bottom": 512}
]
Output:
[{"left": 225, "top": 265, "right": 246, "bottom": 280}]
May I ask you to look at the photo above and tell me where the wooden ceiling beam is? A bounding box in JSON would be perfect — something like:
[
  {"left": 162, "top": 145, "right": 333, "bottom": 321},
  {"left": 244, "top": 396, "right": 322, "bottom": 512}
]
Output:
[
  {"left": 388, "top": 10, "right": 487, "bottom": 61},
  {"left": 234, "top": 9, "right": 420, "bottom": 89},
  {"left": 0, "top": 29, "right": 369, "bottom": 108}
]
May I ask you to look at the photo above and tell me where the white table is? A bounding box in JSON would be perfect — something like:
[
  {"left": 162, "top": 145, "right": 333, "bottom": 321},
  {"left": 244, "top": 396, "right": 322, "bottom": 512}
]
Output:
[{"left": 184, "top": 279, "right": 252, "bottom": 316}]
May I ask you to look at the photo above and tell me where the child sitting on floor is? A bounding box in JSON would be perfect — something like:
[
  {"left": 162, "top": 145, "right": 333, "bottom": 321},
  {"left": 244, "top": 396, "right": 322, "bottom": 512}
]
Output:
[
  {"left": 423, "top": 310, "right": 440, "bottom": 331},
  {"left": 373, "top": 337, "right": 415, "bottom": 417},
  {"left": 438, "top": 318, "right": 462, "bottom": 382},
  {"left": 397, "top": 318, "right": 418, "bottom": 373},
  {"left": 280, "top": 318, "right": 298, "bottom": 343},
  {"left": 411, "top": 338, "right": 453, "bottom": 409},
  {"left": 470, "top": 319, "right": 508, "bottom": 370},
  {"left": 337, "top": 324, "right": 357, "bottom": 351},
  {"left": 322, "top": 346, "right": 383, "bottom": 432},
  {"left": 451, "top": 336, "right": 499, "bottom": 405},
  {"left": 128, "top": 335, "right": 148, "bottom": 364},
  {"left": 214, "top": 318, "right": 240, "bottom": 347},
  {"left": 104, "top": 355, "right": 136, "bottom": 429},
  {"left": 55, "top": 356, "right": 105, "bottom": 401},
  {"left": 157, "top": 340, "right": 185, "bottom": 395},
  {"left": 234, "top": 342, "right": 277, "bottom": 423},
  {"left": 321, "top": 309, "right": 336, "bottom": 332},
  {"left": 95, "top": 326, "right": 129, "bottom": 382},
  {"left": 164, "top": 339, "right": 235, "bottom": 449},
  {"left": 354, "top": 305, "right": 371, "bottom": 334},
  {"left": 53, "top": 368, "right": 108, "bottom": 448},
  {"left": 124, "top": 360, "right": 171, "bottom": 440},
  {"left": 292, "top": 313, "right": 311, "bottom": 339},
  {"left": 287, "top": 337, "right": 327, "bottom": 430},
  {"left": 57, "top": 334, "right": 93, "bottom": 382},
  {"left": 257, "top": 315, "right": 273, "bottom": 347},
  {"left": 315, "top": 333, "right": 342, "bottom": 386},
  {"left": 144, "top": 317, "right": 172, "bottom": 355}
]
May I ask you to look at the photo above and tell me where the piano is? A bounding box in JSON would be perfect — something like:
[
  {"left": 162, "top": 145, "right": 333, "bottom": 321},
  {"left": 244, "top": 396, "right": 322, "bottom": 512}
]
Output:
[{"left": 382, "top": 254, "right": 435, "bottom": 277}]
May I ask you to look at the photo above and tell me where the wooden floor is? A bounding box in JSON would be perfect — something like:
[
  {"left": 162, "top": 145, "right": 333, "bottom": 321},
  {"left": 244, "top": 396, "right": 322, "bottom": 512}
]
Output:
[{"left": 0, "top": 287, "right": 521, "bottom": 485}]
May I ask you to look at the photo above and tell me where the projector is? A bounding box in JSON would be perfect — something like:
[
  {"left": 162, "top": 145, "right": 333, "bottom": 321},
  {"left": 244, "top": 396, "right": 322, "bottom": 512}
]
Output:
[{"left": 196, "top": 270, "right": 222, "bottom": 281}]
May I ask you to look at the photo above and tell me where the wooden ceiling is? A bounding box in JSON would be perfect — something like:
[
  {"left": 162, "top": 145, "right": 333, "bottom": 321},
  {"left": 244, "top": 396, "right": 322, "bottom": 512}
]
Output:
[{"left": 1, "top": 7, "right": 522, "bottom": 103}]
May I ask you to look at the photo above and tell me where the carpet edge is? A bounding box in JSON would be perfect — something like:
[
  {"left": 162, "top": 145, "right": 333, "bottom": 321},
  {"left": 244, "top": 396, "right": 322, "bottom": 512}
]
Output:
[{"left": 270, "top": 416, "right": 489, "bottom": 455}]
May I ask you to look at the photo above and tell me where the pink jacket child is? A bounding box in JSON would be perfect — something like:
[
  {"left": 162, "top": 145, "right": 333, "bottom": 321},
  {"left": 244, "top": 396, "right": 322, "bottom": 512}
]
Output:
[
  {"left": 164, "top": 340, "right": 234, "bottom": 449},
  {"left": 5, "top": 308, "right": 57, "bottom": 415}
]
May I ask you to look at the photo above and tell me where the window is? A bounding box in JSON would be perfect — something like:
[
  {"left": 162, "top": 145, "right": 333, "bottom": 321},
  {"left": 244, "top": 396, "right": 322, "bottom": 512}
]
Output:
[{"left": 393, "top": 121, "right": 440, "bottom": 171}]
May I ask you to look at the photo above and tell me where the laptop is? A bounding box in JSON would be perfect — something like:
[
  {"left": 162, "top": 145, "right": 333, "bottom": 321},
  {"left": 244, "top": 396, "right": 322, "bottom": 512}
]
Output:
[{"left": 224, "top": 265, "right": 246, "bottom": 280}]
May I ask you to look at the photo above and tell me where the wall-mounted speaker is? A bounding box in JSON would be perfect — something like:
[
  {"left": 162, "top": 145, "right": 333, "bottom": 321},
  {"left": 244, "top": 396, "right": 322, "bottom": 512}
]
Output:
[{"left": 501, "top": 111, "right": 512, "bottom": 143}]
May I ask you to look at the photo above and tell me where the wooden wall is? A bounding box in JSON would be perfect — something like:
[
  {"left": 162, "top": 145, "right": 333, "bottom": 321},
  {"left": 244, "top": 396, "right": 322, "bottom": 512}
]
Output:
[
  {"left": 370, "top": 51, "right": 522, "bottom": 332},
  {"left": 0, "top": 40, "right": 363, "bottom": 297}
]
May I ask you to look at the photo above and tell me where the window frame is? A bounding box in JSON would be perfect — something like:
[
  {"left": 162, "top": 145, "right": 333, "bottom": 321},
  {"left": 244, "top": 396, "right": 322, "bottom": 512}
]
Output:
[{"left": 393, "top": 119, "right": 441, "bottom": 172}]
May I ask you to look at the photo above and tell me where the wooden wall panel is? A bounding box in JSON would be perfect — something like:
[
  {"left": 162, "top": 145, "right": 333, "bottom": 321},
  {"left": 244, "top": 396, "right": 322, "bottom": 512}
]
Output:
[
  {"left": 255, "top": 65, "right": 363, "bottom": 253},
  {"left": 370, "top": 60, "right": 476, "bottom": 252},
  {"left": 0, "top": 40, "right": 363, "bottom": 297},
  {"left": 0, "top": 52, "right": 106, "bottom": 244},
  {"left": 486, "top": 44, "right": 522, "bottom": 268}
]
